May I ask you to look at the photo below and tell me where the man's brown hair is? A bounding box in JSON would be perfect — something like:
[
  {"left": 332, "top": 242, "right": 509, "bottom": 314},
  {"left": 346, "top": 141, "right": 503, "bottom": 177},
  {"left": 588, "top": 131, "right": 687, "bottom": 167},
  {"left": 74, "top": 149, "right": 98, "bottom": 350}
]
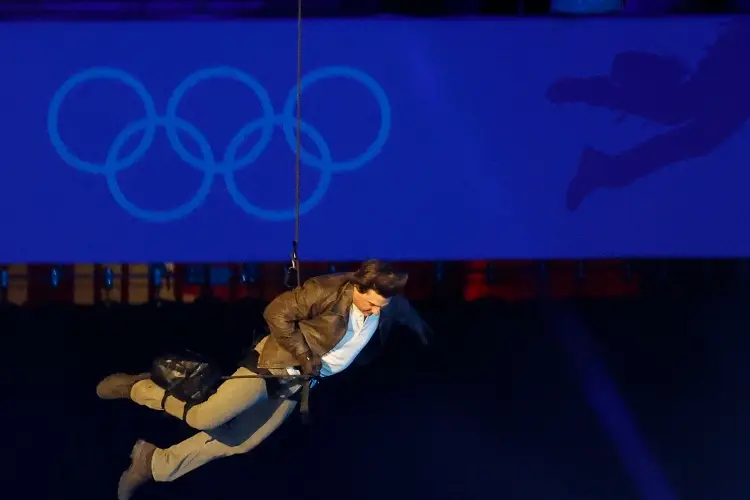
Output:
[{"left": 351, "top": 259, "right": 408, "bottom": 298}]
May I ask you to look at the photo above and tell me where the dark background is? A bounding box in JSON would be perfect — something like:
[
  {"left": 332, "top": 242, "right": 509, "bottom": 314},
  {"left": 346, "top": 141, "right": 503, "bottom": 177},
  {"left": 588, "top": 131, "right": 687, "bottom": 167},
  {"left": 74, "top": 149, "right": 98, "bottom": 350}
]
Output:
[{"left": 3, "top": 263, "right": 750, "bottom": 500}]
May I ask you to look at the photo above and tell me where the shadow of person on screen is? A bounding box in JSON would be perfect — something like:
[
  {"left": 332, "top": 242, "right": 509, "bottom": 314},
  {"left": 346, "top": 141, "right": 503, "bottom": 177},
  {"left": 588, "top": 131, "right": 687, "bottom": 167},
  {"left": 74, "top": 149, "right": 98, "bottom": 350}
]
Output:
[{"left": 546, "top": 18, "right": 750, "bottom": 210}]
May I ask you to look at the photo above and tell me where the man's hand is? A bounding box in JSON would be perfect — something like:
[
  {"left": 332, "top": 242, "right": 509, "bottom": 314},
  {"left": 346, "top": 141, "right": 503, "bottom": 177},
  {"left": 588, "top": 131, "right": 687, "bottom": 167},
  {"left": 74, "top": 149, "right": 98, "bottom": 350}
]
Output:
[{"left": 297, "top": 353, "right": 321, "bottom": 377}]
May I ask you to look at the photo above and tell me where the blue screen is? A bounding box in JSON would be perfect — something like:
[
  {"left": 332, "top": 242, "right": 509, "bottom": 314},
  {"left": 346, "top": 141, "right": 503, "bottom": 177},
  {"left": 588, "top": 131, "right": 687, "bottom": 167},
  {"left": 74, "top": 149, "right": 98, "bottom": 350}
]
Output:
[{"left": 1, "top": 17, "right": 749, "bottom": 262}]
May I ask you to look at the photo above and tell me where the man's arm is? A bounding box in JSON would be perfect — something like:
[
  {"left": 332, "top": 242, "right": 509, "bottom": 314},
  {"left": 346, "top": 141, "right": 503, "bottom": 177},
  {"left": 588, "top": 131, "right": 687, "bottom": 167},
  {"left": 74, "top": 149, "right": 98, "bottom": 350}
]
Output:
[
  {"left": 390, "top": 296, "right": 431, "bottom": 346},
  {"left": 263, "top": 278, "right": 323, "bottom": 360}
]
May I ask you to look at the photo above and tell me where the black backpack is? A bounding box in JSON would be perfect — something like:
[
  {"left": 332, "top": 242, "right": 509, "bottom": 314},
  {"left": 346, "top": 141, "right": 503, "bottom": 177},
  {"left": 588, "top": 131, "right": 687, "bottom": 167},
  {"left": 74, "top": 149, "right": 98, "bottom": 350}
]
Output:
[{"left": 150, "top": 350, "right": 224, "bottom": 421}]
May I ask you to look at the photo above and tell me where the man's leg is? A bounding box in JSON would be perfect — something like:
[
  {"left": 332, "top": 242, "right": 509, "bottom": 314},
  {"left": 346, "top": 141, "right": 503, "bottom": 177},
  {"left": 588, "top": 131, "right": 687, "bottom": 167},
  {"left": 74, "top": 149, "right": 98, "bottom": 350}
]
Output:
[
  {"left": 118, "top": 397, "right": 297, "bottom": 499},
  {"left": 128, "top": 367, "right": 267, "bottom": 430},
  {"left": 153, "top": 398, "right": 297, "bottom": 481}
]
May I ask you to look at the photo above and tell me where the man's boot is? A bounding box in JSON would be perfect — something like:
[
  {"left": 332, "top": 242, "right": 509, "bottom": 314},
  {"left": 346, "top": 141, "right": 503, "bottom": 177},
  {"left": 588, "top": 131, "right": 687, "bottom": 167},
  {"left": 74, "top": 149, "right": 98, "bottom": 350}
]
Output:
[
  {"left": 117, "top": 439, "right": 157, "bottom": 500},
  {"left": 96, "top": 373, "right": 150, "bottom": 400}
]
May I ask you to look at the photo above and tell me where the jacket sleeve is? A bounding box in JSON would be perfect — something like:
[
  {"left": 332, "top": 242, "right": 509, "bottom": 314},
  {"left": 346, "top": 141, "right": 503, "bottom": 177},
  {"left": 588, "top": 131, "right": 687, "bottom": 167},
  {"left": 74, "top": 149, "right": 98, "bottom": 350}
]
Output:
[
  {"left": 263, "top": 278, "right": 323, "bottom": 360},
  {"left": 384, "top": 295, "right": 430, "bottom": 346}
]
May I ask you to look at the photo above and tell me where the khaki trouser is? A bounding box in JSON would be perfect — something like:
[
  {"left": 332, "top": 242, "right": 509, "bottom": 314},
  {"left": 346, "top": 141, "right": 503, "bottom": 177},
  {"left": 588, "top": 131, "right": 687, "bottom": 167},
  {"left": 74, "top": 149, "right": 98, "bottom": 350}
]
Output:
[{"left": 130, "top": 367, "right": 297, "bottom": 482}]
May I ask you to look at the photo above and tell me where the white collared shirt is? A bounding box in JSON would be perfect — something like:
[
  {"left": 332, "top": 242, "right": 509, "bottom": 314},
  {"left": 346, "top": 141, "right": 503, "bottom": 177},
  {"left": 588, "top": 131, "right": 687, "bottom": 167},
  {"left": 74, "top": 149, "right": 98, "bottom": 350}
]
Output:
[{"left": 319, "top": 303, "right": 380, "bottom": 377}]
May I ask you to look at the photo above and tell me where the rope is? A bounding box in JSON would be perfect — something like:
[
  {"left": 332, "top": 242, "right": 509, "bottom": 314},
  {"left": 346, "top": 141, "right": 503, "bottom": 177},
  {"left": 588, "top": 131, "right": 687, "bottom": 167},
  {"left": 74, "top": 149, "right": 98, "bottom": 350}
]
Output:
[
  {"left": 160, "top": 9, "right": 312, "bottom": 420},
  {"left": 293, "top": 0, "right": 311, "bottom": 421},
  {"left": 291, "top": 0, "right": 303, "bottom": 290},
  {"left": 228, "top": 3, "right": 311, "bottom": 414}
]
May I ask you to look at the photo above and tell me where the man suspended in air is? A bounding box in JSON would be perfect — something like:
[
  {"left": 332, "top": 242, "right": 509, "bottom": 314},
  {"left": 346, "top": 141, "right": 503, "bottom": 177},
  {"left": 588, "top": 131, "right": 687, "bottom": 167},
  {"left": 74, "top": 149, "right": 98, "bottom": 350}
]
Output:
[{"left": 96, "top": 259, "right": 431, "bottom": 500}]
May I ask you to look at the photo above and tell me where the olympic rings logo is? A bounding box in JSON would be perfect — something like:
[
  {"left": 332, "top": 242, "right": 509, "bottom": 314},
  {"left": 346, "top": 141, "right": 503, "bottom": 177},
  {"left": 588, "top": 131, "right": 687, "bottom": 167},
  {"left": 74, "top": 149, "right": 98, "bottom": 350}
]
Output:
[{"left": 47, "top": 66, "right": 391, "bottom": 222}]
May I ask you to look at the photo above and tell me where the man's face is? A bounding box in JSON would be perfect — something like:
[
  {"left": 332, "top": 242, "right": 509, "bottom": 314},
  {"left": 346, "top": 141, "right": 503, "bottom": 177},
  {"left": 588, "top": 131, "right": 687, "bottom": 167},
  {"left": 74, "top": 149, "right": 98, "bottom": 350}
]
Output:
[{"left": 352, "top": 288, "right": 390, "bottom": 317}]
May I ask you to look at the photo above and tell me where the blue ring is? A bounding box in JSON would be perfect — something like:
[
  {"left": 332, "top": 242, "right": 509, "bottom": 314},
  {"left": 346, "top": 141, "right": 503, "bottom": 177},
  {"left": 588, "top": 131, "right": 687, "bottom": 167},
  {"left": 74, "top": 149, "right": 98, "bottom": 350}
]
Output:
[
  {"left": 281, "top": 66, "right": 391, "bottom": 172},
  {"left": 165, "top": 67, "right": 276, "bottom": 174},
  {"left": 105, "top": 116, "right": 216, "bottom": 222},
  {"left": 223, "top": 115, "right": 333, "bottom": 221},
  {"left": 48, "top": 65, "right": 390, "bottom": 222},
  {"left": 47, "top": 67, "right": 158, "bottom": 175}
]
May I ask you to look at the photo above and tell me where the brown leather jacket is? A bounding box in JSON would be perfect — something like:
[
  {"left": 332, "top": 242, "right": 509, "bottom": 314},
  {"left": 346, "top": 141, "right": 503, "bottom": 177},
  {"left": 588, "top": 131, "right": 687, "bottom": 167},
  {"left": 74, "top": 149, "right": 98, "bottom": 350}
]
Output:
[{"left": 256, "top": 273, "right": 428, "bottom": 369}]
